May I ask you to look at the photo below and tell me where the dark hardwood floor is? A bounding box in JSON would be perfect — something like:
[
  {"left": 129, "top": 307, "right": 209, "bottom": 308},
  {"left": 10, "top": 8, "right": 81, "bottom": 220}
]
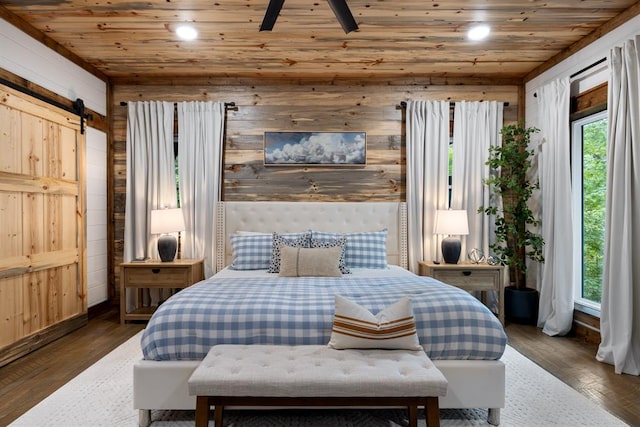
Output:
[
  {"left": 1, "top": 308, "right": 638, "bottom": 426},
  {"left": 506, "top": 323, "right": 640, "bottom": 426},
  {"left": 0, "top": 308, "right": 144, "bottom": 426}
]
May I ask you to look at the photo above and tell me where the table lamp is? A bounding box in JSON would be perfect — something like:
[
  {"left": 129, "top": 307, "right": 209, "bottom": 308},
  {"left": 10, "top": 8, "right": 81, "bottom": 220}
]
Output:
[
  {"left": 150, "top": 208, "right": 185, "bottom": 262},
  {"left": 434, "top": 209, "right": 469, "bottom": 264}
]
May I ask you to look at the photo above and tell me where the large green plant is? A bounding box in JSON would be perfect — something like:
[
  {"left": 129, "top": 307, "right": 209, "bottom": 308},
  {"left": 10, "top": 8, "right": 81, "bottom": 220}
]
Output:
[{"left": 479, "top": 124, "right": 545, "bottom": 289}]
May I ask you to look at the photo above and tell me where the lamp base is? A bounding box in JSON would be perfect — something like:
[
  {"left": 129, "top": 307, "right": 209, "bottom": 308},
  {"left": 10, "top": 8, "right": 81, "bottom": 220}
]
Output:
[
  {"left": 157, "top": 234, "right": 177, "bottom": 262},
  {"left": 441, "top": 237, "right": 461, "bottom": 264}
]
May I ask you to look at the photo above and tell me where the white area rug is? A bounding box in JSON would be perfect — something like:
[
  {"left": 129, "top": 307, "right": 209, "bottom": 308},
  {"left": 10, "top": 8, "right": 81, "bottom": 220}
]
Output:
[{"left": 9, "top": 332, "right": 628, "bottom": 427}]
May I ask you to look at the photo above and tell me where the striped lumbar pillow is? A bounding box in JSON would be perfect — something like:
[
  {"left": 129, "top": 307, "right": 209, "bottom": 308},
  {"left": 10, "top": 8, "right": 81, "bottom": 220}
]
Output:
[{"left": 328, "top": 295, "right": 422, "bottom": 350}]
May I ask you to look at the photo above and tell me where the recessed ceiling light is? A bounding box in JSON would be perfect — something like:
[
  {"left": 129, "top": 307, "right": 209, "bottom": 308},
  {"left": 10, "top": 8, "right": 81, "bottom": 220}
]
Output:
[
  {"left": 176, "top": 25, "right": 198, "bottom": 41},
  {"left": 467, "top": 24, "right": 491, "bottom": 41}
]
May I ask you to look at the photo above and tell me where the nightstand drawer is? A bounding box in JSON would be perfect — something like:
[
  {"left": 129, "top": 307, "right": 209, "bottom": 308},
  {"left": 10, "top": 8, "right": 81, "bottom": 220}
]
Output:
[
  {"left": 124, "top": 267, "right": 190, "bottom": 287},
  {"left": 433, "top": 270, "right": 498, "bottom": 291}
]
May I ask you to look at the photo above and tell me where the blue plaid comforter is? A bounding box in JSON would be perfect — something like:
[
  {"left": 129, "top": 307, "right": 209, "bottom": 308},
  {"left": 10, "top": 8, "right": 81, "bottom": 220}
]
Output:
[{"left": 141, "top": 274, "right": 507, "bottom": 361}]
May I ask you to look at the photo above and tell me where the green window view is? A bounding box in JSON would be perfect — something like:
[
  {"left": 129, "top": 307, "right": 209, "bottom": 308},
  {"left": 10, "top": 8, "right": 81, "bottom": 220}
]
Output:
[{"left": 572, "top": 112, "right": 607, "bottom": 306}]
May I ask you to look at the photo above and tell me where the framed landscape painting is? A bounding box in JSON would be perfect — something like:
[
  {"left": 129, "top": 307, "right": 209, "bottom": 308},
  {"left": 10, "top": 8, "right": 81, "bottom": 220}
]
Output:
[{"left": 264, "top": 131, "right": 366, "bottom": 166}]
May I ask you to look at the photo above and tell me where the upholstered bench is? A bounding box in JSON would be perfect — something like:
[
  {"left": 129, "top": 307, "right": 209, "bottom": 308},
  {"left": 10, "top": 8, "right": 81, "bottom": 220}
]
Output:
[{"left": 188, "top": 344, "right": 448, "bottom": 427}]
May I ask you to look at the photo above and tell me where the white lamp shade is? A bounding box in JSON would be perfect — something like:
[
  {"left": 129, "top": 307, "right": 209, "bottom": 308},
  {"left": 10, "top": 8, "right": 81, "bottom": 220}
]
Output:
[
  {"left": 150, "top": 208, "right": 185, "bottom": 234},
  {"left": 434, "top": 209, "right": 469, "bottom": 236}
]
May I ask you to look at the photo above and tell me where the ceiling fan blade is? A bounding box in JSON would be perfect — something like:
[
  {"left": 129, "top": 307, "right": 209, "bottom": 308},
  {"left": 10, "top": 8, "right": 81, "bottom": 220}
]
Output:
[
  {"left": 326, "top": 0, "right": 359, "bottom": 34},
  {"left": 260, "top": 0, "right": 285, "bottom": 31}
]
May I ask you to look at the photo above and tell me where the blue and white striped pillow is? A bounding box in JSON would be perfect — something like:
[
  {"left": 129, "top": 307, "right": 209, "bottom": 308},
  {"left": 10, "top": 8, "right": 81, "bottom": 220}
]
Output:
[
  {"left": 229, "top": 232, "right": 309, "bottom": 270},
  {"left": 311, "top": 229, "right": 388, "bottom": 269}
]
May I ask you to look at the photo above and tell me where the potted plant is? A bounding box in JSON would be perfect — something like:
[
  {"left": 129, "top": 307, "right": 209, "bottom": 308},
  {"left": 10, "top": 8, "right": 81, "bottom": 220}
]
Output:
[{"left": 479, "top": 123, "right": 545, "bottom": 324}]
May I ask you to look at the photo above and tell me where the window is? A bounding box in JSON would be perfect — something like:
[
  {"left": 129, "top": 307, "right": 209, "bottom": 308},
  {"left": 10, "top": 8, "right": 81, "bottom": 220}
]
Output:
[
  {"left": 448, "top": 139, "right": 453, "bottom": 206},
  {"left": 174, "top": 135, "right": 181, "bottom": 206},
  {"left": 571, "top": 110, "right": 607, "bottom": 313}
]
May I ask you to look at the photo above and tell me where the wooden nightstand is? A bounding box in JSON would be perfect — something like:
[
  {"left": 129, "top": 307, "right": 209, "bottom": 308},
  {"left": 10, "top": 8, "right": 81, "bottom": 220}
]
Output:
[
  {"left": 120, "top": 259, "right": 204, "bottom": 324},
  {"left": 419, "top": 261, "right": 506, "bottom": 325}
]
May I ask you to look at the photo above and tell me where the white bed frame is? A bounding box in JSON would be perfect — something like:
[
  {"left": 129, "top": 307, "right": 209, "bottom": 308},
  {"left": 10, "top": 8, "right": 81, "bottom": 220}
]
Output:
[{"left": 133, "top": 201, "right": 505, "bottom": 426}]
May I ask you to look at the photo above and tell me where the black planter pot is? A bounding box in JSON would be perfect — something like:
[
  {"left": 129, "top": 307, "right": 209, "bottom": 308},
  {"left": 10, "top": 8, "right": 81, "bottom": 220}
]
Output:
[{"left": 505, "top": 286, "right": 539, "bottom": 325}]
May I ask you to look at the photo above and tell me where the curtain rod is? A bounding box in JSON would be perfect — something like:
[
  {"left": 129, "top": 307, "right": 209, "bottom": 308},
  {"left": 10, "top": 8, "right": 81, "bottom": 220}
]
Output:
[
  {"left": 570, "top": 57, "right": 607, "bottom": 79},
  {"left": 399, "top": 101, "right": 509, "bottom": 108},
  {"left": 119, "top": 101, "right": 236, "bottom": 108},
  {"left": 533, "top": 56, "right": 607, "bottom": 98}
]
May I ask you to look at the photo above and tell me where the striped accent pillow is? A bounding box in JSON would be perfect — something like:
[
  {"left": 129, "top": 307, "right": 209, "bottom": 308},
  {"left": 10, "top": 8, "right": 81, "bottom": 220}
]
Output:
[{"left": 328, "top": 295, "right": 422, "bottom": 350}]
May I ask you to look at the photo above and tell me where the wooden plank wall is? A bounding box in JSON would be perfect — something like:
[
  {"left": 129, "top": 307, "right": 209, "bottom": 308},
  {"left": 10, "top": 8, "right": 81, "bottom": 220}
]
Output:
[{"left": 110, "top": 78, "right": 520, "bottom": 301}]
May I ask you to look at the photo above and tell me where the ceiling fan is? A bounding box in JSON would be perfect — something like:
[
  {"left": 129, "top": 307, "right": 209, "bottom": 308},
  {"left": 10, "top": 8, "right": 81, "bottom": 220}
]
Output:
[{"left": 259, "top": 0, "right": 359, "bottom": 34}]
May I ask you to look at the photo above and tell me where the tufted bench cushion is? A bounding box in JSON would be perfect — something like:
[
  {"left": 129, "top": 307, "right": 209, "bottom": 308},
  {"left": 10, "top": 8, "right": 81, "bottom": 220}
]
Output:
[{"left": 188, "top": 344, "right": 448, "bottom": 427}]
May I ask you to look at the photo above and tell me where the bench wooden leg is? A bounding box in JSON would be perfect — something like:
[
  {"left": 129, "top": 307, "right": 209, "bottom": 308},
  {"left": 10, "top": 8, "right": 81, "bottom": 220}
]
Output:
[
  {"left": 195, "top": 396, "right": 210, "bottom": 427},
  {"left": 424, "top": 397, "right": 440, "bottom": 427},
  {"left": 214, "top": 404, "right": 225, "bottom": 427},
  {"left": 408, "top": 405, "right": 418, "bottom": 427}
]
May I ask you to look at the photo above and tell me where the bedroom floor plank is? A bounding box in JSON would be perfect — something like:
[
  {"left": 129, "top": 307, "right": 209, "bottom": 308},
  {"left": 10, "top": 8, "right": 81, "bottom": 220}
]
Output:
[
  {"left": 0, "top": 308, "right": 638, "bottom": 426},
  {"left": 0, "top": 308, "right": 144, "bottom": 426},
  {"left": 505, "top": 322, "right": 640, "bottom": 427}
]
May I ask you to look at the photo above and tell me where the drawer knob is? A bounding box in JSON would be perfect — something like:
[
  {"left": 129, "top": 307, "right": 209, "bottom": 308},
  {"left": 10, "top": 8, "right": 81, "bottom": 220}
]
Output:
[
  {"left": 152, "top": 268, "right": 160, "bottom": 274},
  {"left": 462, "top": 271, "right": 472, "bottom": 276}
]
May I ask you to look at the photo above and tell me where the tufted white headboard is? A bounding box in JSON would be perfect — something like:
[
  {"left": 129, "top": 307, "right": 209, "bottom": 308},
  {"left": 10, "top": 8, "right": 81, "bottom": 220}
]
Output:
[{"left": 215, "top": 202, "right": 407, "bottom": 273}]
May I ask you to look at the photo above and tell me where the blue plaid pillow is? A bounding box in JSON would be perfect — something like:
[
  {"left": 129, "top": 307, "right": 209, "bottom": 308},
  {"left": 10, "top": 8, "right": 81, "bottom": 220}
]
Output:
[
  {"left": 311, "top": 229, "right": 388, "bottom": 269},
  {"left": 230, "top": 232, "right": 309, "bottom": 270}
]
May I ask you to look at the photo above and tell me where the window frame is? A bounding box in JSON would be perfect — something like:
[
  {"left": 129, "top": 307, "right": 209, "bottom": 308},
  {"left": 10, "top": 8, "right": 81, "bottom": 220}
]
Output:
[{"left": 571, "top": 109, "right": 607, "bottom": 316}]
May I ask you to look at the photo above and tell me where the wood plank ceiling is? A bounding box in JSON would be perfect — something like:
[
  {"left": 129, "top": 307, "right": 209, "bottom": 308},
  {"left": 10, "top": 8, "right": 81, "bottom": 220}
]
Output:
[{"left": 1, "top": 0, "right": 639, "bottom": 81}]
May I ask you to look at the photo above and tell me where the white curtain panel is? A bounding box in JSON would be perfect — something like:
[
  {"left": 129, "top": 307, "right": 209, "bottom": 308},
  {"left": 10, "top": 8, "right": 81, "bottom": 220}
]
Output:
[
  {"left": 123, "top": 101, "right": 177, "bottom": 262},
  {"left": 405, "top": 100, "right": 450, "bottom": 272},
  {"left": 123, "top": 101, "right": 177, "bottom": 308},
  {"left": 535, "top": 77, "right": 574, "bottom": 336},
  {"left": 177, "top": 101, "right": 225, "bottom": 279},
  {"left": 597, "top": 35, "right": 640, "bottom": 375},
  {"left": 451, "top": 101, "right": 503, "bottom": 261}
]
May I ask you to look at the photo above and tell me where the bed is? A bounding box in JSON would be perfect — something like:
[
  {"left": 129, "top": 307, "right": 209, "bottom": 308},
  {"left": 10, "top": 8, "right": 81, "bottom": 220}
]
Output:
[{"left": 133, "top": 201, "right": 507, "bottom": 426}]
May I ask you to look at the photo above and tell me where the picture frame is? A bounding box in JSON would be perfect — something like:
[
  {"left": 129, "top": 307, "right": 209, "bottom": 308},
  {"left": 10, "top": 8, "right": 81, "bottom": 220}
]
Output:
[{"left": 264, "top": 131, "right": 366, "bottom": 166}]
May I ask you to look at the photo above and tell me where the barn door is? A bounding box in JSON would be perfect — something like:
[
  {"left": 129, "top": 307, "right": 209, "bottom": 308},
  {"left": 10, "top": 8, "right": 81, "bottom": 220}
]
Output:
[{"left": 0, "top": 83, "right": 86, "bottom": 366}]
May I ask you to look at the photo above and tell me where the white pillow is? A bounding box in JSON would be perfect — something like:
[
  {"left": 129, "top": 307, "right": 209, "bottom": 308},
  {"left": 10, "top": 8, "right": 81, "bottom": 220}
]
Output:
[
  {"left": 309, "top": 237, "right": 350, "bottom": 274},
  {"left": 328, "top": 295, "right": 422, "bottom": 350},
  {"left": 278, "top": 246, "right": 342, "bottom": 277},
  {"left": 268, "top": 232, "right": 311, "bottom": 273}
]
